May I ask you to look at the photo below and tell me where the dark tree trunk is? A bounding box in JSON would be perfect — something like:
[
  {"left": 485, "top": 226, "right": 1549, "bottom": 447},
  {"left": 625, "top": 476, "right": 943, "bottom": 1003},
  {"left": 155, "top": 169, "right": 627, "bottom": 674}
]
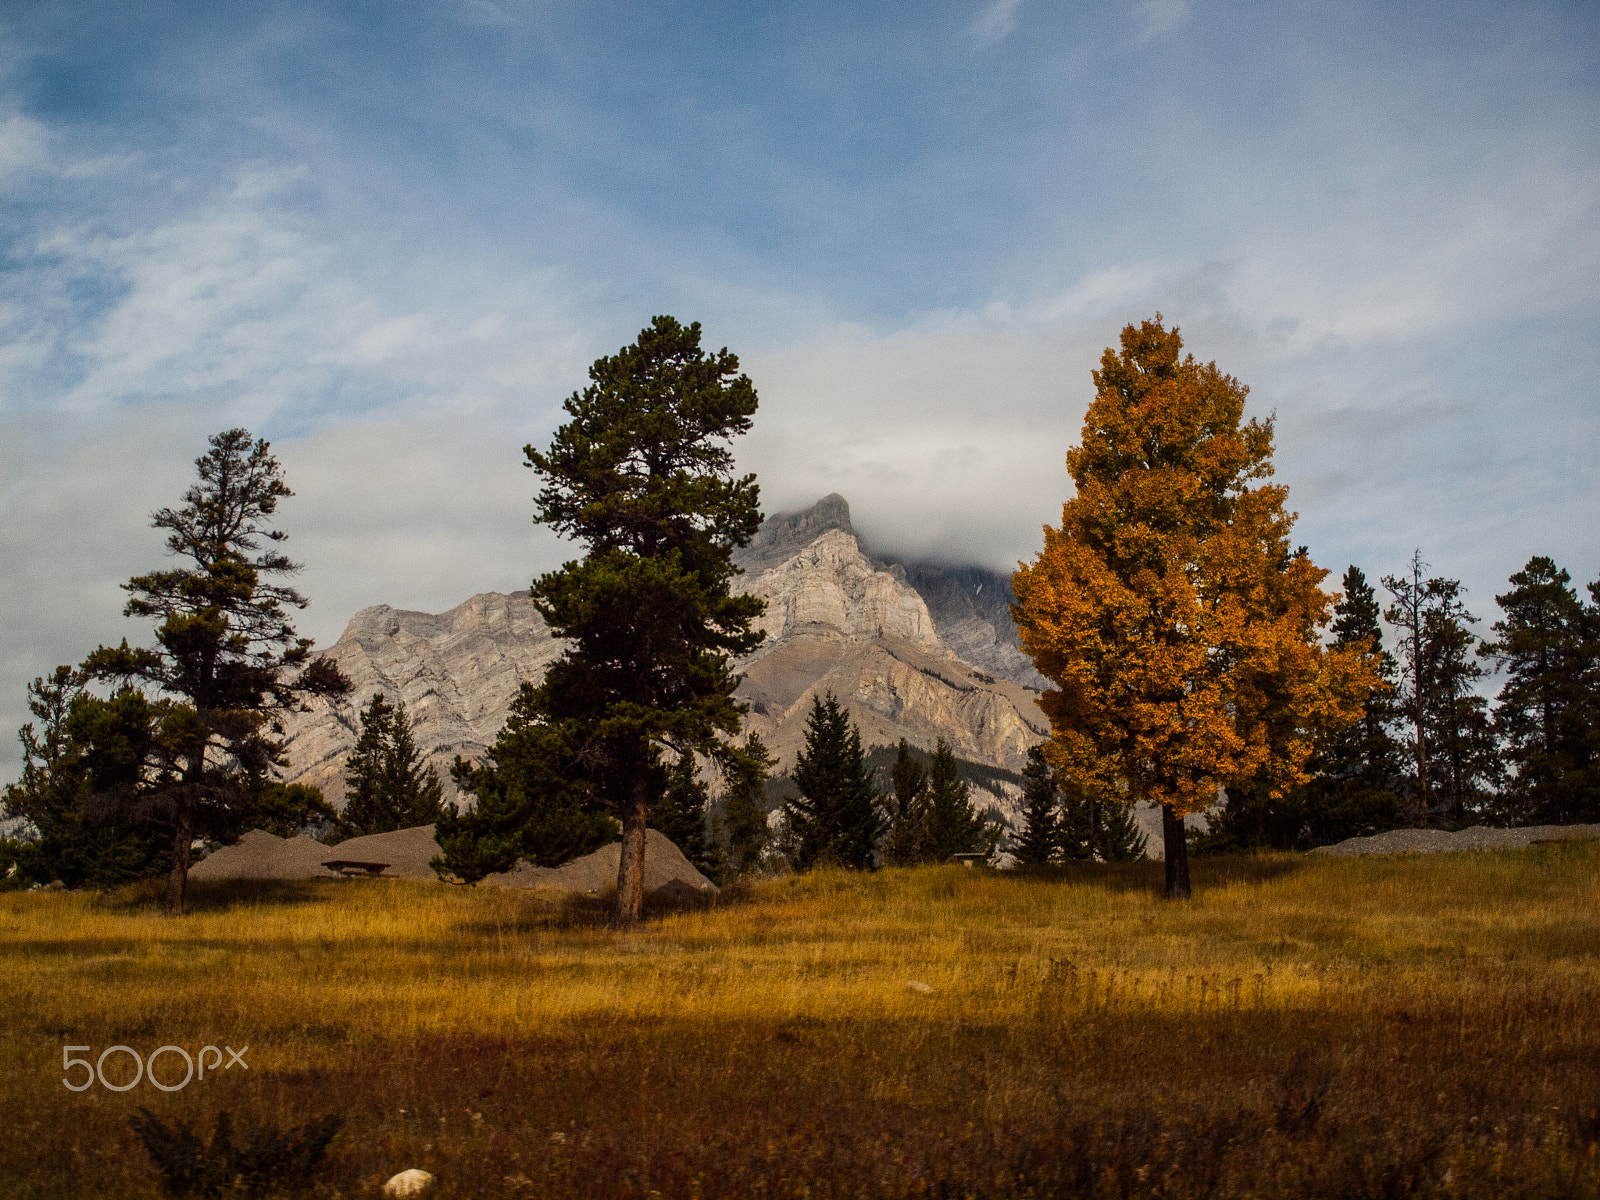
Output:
[
  {"left": 165, "top": 808, "right": 193, "bottom": 917},
  {"left": 612, "top": 774, "right": 649, "bottom": 928},
  {"left": 1162, "top": 804, "right": 1191, "bottom": 900}
]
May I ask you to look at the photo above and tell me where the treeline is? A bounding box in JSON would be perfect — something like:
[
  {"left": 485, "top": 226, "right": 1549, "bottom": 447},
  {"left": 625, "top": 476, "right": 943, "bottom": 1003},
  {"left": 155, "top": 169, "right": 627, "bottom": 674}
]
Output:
[
  {"left": 433, "top": 690, "right": 1007, "bottom": 887},
  {"left": 1202, "top": 553, "right": 1600, "bottom": 853}
]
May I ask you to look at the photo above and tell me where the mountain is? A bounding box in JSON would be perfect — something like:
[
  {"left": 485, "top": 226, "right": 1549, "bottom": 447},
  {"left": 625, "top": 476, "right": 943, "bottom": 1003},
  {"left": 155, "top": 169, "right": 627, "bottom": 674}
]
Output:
[{"left": 277, "top": 495, "right": 1049, "bottom": 809}]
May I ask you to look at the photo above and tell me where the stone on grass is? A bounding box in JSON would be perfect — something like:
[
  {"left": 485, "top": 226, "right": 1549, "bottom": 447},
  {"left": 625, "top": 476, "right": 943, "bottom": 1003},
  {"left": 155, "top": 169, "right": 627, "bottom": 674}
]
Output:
[{"left": 382, "top": 1167, "right": 434, "bottom": 1196}]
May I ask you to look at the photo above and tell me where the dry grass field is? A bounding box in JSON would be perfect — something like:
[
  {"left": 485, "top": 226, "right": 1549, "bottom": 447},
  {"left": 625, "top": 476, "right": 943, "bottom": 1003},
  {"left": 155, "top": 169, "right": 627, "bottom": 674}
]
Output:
[{"left": 2, "top": 844, "right": 1598, "bottom": 1198}]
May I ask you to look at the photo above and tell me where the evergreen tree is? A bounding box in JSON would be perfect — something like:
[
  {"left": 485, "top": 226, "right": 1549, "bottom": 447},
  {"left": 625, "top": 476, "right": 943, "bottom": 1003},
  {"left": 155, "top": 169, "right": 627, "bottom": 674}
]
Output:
[
  {"left": 712, "top": 732, "right": 773, "bottom": 879},
  {"left": 1, "top": 667, "right": 163, "bottom": 888},
  {"left": 79, "top": 430, "right": 348, "bottom": 914},
  {"left": 1383, "top": 554, "right": 1498, "bottom": 826},
  {"left": 921, "top": 738, "right": 998, "bottom": 862},
  {"left": 879, "top": 739, "right": 928, "bottom": 866},
  {"left": 511, "top": 317, "right": 766, "bottom": 925},
  {"left": 339, "top": 693, "right": 446, "bottom": 838},
  {"left": 435, "top": 684, "right": 618, "bottom": 883},
  {"left": 1013, "top": 318, "right": 1377, "bottom": 898},
  {"left": 653, "top": 749, "right": 715, "bottom": 877},
  {"left": 251, "top": 781, "right": 337, "bottom": 840},
  {"left": 1482, "top": 557, "right": 1600, "bottom": 824},
  {"left": 1054, "top": 774, "right": 1100, "bottom": 861},
  {"left": 1012, "top": 745, "right": 1060, "bottom": 867},
  {"left": 784, "top": 694, "right": 881, "bottom": 869},
  {"left": 1087, "top": 789, "right": 1148, "bottom": 861}
]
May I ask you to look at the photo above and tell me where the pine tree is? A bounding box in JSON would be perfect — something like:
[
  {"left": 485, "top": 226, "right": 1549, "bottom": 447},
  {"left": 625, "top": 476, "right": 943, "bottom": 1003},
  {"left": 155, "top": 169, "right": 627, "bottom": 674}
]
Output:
[
  {"left": 1054, "top": 774, "right": 1099, "bottom": 861},
  {"left": 653, "top": 750, "right": 715, "bottom": 877},
  {"left": 1482, "top": 557, "right": 1599, "bottom": 824},
  {"left": 921, "top": 738, "right": 997, "bottom": 862},
  {"left": 1088, "top": 790, "right": 1148, "bottom": 862},
  {"left": 879, "top": 739, "right": 928, "bottom": 866},
  {"left": 1383, "top": 555, "right": 1498, "bottom": 826},
  {"left": 784, "top": 694, "right": 881, "bottom": 870},
  {"left": 251, "top": 782, "right": 337, "bottom": 840},
  {"left": 435, "top": 684, "right": 618, "bottom": 883},
  {"left": 512, "top": 317, "right": 766, "bottom": 925},
  {"left": 712, "top": 732, "right": 774, "bottom": 879},
  {"left": 1013, "top": 318, "right": 1377, "bottom": 898},
  {"left": 78, "top": 430, "right": 348, "bottom": 914},
  {"left": 339, "top": 693, "right": 445, "bottom": 838},
  {"left": 1012, "top": 745, "right": 1060, "bottom": 867},
  {"left": 1, "top": 667, "right": 163, "bottom": 888}
]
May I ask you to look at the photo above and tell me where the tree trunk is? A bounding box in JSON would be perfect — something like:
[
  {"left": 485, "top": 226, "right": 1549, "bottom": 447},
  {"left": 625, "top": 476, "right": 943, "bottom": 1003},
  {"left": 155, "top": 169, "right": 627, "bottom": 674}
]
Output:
[
  {"left": 612, "top": 774, "right": 649, "bottom": 928},
  {"left": 165, "top": 809, "right": 193, "bottom": 917},
  {"left": 1162, "top": 804, "right": 1191, "bottom": 900}
]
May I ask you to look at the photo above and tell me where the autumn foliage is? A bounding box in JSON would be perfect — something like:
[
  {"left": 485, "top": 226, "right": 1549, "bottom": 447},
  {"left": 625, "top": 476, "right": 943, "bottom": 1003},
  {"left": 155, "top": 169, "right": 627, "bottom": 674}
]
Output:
[{"left": 1013, "top": 318, "right": 1381, "bottom": 895}]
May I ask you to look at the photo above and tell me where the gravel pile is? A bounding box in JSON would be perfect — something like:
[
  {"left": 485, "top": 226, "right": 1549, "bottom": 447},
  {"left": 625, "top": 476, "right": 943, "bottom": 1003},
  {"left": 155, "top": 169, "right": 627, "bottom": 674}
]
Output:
[
  {"left": 189, "top": 830, "right": 333, "bottom": 880},
  {"left": 481, "top": 827, "right": 716, "bottom": 895},
  {"left": 190, "top": 823, "right": 716, "bottom": 894},
  {"left": 1313, "top": 823, "right": 1600, "bottom": 857}
]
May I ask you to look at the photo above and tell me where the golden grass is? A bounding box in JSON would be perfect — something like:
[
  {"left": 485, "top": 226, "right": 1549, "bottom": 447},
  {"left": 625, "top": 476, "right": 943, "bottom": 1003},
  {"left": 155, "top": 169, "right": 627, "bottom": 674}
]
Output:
[{"left": 3, "top": 845, "right": 1598, "bottom": 1197}]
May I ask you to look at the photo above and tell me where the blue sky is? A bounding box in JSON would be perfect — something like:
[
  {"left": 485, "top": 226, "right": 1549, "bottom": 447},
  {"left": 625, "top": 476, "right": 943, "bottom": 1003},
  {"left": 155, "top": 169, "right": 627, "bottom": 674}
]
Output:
[{"left": 1, "top": 0, "right": 1597, "bottom": 772}]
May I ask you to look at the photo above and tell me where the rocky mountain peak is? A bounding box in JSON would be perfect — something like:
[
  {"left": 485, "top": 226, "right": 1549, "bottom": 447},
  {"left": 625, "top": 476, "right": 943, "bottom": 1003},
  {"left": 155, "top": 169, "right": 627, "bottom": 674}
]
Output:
[{"left": 736, "top": 493, "right": 857, "bottom": 574}]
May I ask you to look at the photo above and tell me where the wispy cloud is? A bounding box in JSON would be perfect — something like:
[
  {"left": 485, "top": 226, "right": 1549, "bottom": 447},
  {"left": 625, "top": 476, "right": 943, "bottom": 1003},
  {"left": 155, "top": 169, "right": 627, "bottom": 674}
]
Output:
[
  {"left": 1130, "top": 0, "right": 1194, "bottom": 44},
  {"left": 967, "top": 0, "right": 1024, "bottom": 45},
  {"left": 0, "top": 1, "right": 1597, "bottom": 777}
]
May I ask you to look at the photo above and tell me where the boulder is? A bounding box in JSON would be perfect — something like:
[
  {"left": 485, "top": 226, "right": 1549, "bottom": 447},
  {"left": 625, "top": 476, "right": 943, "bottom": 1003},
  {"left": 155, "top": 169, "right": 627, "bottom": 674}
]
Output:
[{"left": 382, "top": 1168, "right": 434, "bottom": 1197}]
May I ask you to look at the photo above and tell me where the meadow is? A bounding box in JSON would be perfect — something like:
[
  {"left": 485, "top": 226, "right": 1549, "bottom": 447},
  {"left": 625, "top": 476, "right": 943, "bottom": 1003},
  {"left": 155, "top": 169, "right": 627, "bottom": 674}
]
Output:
[{"left": 2, "top": 844, "right": 1598, "bottom": 1199}]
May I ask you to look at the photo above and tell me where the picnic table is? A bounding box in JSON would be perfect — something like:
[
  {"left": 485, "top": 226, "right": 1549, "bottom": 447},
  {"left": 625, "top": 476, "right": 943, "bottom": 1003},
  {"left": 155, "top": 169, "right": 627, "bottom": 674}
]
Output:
[{"left": 321, "top": 859, "right": 392, "bottom": 878}]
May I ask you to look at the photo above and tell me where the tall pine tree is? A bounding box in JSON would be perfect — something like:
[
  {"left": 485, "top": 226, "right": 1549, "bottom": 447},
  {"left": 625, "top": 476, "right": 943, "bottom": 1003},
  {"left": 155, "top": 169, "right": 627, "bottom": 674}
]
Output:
[
  {"left": 784, "top": 694, "right": 881, "bottom": 870},
  {"left": 879, "top": 739, "right": 929, "bottom": 867},
  {"left": 1383, "top": 554, "right": 1498, "bottom": 827},
  {"left": 1012, "top": 745, "right": 1060, "bottom": 867},
  {"left": 339, "top": 693, "right": 445, "bottom": 838},
  {"left": 516, "top": 317, "right": 766, "bottom": 925},
  {"left": 79, "top": 430, "right": 348, "bottom": 914},
  {"left": 921, "top": 738, "right": 998, "bottom": 862},
  {"left": 1483, "top": 557, "right": 1599, "bottom": 825}
]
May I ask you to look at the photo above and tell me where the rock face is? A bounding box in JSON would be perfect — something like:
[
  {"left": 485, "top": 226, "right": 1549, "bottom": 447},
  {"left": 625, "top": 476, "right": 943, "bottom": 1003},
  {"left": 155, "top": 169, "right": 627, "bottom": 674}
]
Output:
[
  {"left": 281, "top": 592, "right": 562, "bottom": 803},
  {"left": 278, "top": 496, "right": 1050, "bottom": 804},
  {"left": 881, "top": 560, "right": 1048, "bottom": 689}
]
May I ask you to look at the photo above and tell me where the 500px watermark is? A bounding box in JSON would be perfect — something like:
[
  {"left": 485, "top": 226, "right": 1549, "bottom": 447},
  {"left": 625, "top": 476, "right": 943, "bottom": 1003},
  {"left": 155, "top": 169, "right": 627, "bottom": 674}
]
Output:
[{"left": 62, "top": 1044, "right": 248, "bottom": 1092}]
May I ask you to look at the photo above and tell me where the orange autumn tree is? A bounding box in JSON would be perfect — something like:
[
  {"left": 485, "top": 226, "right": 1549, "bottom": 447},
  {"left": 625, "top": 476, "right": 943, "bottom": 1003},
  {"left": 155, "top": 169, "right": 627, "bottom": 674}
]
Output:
[{"left": 1012, "top": 317, "right": 1380, "bottom": 898}]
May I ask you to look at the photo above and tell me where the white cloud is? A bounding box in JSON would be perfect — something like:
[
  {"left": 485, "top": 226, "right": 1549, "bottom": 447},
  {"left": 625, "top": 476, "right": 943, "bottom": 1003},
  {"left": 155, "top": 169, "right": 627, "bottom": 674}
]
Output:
[{"left": 967, "top": 0, "right": 1023, "bottom": 45}]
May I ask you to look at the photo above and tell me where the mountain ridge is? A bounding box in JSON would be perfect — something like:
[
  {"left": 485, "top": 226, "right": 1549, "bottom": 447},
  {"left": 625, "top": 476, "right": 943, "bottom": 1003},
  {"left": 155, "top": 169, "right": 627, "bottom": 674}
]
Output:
[{"left": 278, "top": 495, "right": 1050, "bottom": 811}]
